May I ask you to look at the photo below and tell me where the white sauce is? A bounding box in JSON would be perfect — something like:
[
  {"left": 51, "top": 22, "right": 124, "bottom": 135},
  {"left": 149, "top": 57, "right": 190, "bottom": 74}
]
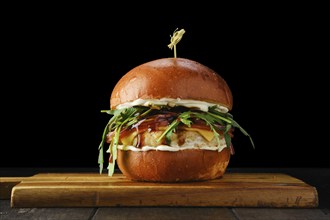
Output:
[
  {"left": 117, "top": 144, "right": 227, "bottom": 153},
  {"left": 115, "top": 98, "right": 228, "bottom": 113},
  {"left": 113, "top": 99, "right": 229, "bottom": 153}
]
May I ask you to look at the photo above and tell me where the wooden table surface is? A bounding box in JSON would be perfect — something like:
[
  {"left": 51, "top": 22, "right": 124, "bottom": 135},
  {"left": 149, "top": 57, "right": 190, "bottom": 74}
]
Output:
[{"left": 1, "top": 167, "right": 329, "bottom": 220}]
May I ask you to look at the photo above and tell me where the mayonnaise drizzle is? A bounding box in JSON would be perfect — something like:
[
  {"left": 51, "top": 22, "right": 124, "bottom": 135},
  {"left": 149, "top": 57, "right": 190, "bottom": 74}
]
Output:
[
  {"left": 116, "top": 144, "right": 227, "bottom": 152},
  {"left": 115, "top": 98, "right": 228, "bottom": 113}
]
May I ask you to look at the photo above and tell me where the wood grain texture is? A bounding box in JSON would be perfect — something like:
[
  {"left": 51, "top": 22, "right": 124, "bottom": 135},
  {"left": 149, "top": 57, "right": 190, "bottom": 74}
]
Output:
[
  {"left": 1, "top": 177, "right": 28, "bottom": 199},
  {"left": 7, "top": 173, "right": 318, "bottom": 208},
  {"left": 233, "top": 208, "right": 330, "bottom": 220},
  {"left": 0, "top": 200, "right": 95, "bottom": 220},
  {"left": 93, "top": 207, "right": 236, "bottom": 220}
]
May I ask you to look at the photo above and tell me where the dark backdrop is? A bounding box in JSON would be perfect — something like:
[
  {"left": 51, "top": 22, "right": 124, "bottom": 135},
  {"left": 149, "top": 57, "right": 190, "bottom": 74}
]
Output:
[{"left": 2, "top": 4, "right": 328, "bottom": 169}]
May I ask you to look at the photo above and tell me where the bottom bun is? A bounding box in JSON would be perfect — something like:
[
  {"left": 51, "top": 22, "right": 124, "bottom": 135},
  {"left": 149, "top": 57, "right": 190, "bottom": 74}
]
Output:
[{"left": 117, "top": 148, "right": 231, "bottom": 182}]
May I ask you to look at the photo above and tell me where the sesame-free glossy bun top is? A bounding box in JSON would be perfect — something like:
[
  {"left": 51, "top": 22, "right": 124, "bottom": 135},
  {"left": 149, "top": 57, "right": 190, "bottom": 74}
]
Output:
[{"left": 110, "top": 58, "right": 233, "bottom": 110}]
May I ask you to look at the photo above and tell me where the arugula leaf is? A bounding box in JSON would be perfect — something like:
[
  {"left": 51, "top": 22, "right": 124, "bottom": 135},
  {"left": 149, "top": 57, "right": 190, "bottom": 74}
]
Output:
[
  {"left": 98, "top": 116, "right": 114, "bottom": 174},
  {"left": 179, "top": 112, "right": 192, "bottom": 127},
  {"left": 98, "top": 107, "right": 151, "bottom": 175},
  {"left": 189, "top": 112, "right": 223, "bottom": 149},
  {"left": 157, "top": 119, "right": 180, "bottom": 144},
  {"left": 224, "top": 132, "right": 231, "bottom": 148},
  {"left": 98, "top": 105, "right": 255, "bottom": 176},
  {"left": 208, "top": 106, "right": 255, "bottom": 149}
]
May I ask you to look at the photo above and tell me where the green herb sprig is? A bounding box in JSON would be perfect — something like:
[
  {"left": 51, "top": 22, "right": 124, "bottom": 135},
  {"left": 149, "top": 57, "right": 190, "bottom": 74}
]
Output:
[
  {"left": 98, "top": 107, "right": 150, "bottom": 175},
  {"left": 155, "top": 107, "right": 254, "bottom": 151},
  {"left": 98, "top": 105, "right": 255, "bottom": 176}
]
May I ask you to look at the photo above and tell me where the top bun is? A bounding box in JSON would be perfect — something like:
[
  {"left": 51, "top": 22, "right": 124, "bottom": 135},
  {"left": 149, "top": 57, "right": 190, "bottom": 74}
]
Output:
[{"left": 110, "top": 58, "right": 233, "bottom": 110}]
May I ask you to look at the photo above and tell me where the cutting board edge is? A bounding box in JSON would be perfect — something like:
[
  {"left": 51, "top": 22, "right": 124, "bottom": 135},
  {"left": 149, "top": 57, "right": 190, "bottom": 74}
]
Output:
[{"left": 10, "top": 179, "right": 319, "bottom": 208}]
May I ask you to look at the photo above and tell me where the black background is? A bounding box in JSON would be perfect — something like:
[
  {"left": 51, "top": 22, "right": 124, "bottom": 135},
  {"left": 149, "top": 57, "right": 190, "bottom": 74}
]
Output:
[{"left": 1, "top": 4, "right": 328, "bottom": 169}]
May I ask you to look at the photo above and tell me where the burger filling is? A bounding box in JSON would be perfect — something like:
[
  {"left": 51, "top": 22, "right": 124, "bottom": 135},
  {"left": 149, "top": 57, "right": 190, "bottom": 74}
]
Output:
[
  {"left": 111, "top": 121, "right": 231, "bottom": 152},
  {"left": 98, "top": 103, "right": 254, "bottom": 176},
  {"left": 115, "top": 130, "right": 227, "bottom": 152},
  {"left": 115, "top": 98, "right": 229, "bottom": 113}
]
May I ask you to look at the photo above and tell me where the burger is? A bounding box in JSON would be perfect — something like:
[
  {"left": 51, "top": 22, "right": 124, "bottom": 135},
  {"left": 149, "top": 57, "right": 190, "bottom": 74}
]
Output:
[{"left": 98, "top": 57, "right": 254, "bottom": 182}]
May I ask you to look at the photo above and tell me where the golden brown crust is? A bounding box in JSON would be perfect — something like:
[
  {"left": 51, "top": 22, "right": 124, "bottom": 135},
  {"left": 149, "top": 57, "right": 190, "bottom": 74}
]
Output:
[
  {"left": 117, "top": 148, "right": 231, "bottom": 182},
  {"left": 110, "top": 58, "right": 233, "bottom": 110}
]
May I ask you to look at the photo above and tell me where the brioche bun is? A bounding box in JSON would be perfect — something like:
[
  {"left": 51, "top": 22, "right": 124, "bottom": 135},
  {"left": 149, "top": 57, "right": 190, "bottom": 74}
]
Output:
[
  {"left": 110, "top": 58, "right": 233, "bottom": 110},
  {"left": 117, "top": 148, "right": 231, "bottom": 182},
  {"left": 111, "top": 58, "right": 233, "bottom": 182}
]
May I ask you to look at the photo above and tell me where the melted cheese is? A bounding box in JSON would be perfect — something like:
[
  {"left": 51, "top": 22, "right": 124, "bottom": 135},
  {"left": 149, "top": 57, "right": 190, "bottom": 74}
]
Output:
[
  {"left": 116, "top": 129, "right": 227, "bottom": 153},
  {"left": 120, "top": 127, "right": 215, "bottom": 146},
  {"left": 115, "top": 98, "right": 228, "bottom": 113},
  {"left": 183, "top": 127, "right": 214, "bottom": 142},
  {"left": 121, "top": 131, "right": 138, "bottom": 146}
]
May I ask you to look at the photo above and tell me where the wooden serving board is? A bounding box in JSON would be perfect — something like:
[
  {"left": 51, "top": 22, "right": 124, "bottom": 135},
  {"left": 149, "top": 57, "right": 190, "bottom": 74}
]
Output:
[{"left": 1, "top": 173, "right": 318, "bottom": 208}]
